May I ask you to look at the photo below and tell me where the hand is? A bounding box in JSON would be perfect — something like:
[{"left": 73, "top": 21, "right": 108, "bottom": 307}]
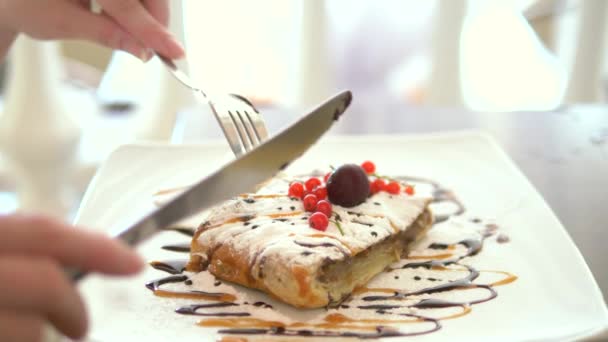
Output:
[
  {"left": 0, "top": 214, "right": 143, "bottom": 342},
  {"left": 0, "top": 0, "right": 184, "bottom": 60}
]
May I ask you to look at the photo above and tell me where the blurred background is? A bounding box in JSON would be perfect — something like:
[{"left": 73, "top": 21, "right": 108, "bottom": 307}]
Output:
[
  {"left": 0, "top": 0, "right": 607, "bottom": 308},
  {"left": 0, "top": 0, "right": 606, "bottom": 229},
  {"left": 0, "top": 0, "right": 608, "bottom": 216}
]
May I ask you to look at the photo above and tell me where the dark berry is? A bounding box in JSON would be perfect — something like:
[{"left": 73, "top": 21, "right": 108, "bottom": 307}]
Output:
[
  {"left": 316, "top": 200, "right": 332, "bottom": 217},
  {"left": 288, "top": 182, "right": 304, "bottom": 198},
  {"left": 305, "top": 177, "right": 321, "bottom": 191},
  {"left": 361, "top": 161, "right": 375, "bottom": 174},
  {"left": 386, "top": 181, "right": 400, "bottom": 194},
  {"left": 326, "top": 164, "right": 370, "bottom": 207},
  {"left": 303, "top": 194, "right": 318, "bottom": 212},
  {"left": 370, "top": 178, "right": 386, "bottom": 195},
  {"left": 309, "top": 212, "right": 329, "bottom": 231},
  {"left": 314, "top": 186, "right": 327, "bottom": 200}
]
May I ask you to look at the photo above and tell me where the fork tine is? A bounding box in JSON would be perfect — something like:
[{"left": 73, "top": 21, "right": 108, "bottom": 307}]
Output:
[
  {"left": 209, "top": 103, "right": 246, "bottom": 157},
  {"left": 236, "top": 110, "right": 259, "bottom": 147},
  {"left": 246, "top": 110, "right": 269, "bottom": 143},
  {"left": 229, "top": 93, "right": 269, "bottom": 145},
  {"left": 243, "top": 110, "right": 262, "bottom": 143},
  {"left": 227, "top": 110, "right": 252, "bottom": 151}
]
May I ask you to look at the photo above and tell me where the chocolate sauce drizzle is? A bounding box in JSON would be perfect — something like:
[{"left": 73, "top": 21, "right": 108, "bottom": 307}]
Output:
[
  {"left": 177, "top": 303, "right": 249, "bottom": 317},
  {"left": 161, "top": 243, "right": 191, "bottom": 253},
  {"left": 149, "top": 260, "right": 187, "bottom": 274},
  {"left": 145, "top": 275, "right": 188, "bottom": 291},
  {"left": 148, "top": 176, "right": 515, "bottom": 339},
  {"left": 394, "top": 176, "right": 465, "bottom": 223},
  {"left": 293, "top": 240, "right": 350, "bottom": 257}
]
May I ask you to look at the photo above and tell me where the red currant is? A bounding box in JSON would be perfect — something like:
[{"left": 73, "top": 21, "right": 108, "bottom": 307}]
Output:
[
  {"left": 309, "top": 212, "right": 329, "bottom": 231},
  {"left": 370, "top": 178, "right": 386, "bottom": 194},
  {"left": 405, "top": 185, "right": 415, "bottom": 195},
  {"left": 288, "top": 182, "right": 304, "bottom": 198},
  {"left": 303, "top": 194, "right": 318, "bottom": 212},
  {"left": 305, "top": 177, "right": 322, "bottom": 191},
  {"left": 323, "top": 172, "right": 332, "bottom": 183},
  {"left": 316, "top": 200, "right": 332, "bottom": 217},
  {"left": 361, "top": 161, "right": 375, "bottom": 174},
  {"left": 386, "top": 181, "right": 400, "bottom": 194},
  {"left": 314, "top": 186, "right": 327, "bottom": 200}
]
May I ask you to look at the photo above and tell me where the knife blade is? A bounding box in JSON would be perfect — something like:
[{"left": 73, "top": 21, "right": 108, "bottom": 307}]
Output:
[{"left": 70, "top": 90, "right": 352, "bottom": 281}]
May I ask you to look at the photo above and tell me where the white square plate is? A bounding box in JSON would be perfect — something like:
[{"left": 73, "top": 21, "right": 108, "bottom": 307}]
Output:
[{"left": 75, "top": 132, "right": 608, "bottom": 341}]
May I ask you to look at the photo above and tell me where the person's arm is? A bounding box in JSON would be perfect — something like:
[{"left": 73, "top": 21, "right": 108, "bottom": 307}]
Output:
[{"left": 0, "top": 29, "right": 16, "bottom": 61}]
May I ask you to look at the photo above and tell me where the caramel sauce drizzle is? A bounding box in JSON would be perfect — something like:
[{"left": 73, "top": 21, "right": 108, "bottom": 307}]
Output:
[
  {"left": 199, "top": 317, "right": 285, "bottom": 329},
  {"left": 406, "top": 252, "right": 454, "bottom": 260},
  {"left": 200, "top": 313, "right": 422, "bottom": 331},
  {"left": 268, "top": 211, "right": 303, "bottom": 218},
  {"left": 480, "top": 270, "right": 519, "bottom": 286},
  {"left": 153, "top": 290, "right": 236, "bottom": 302},
  {"left": 217, "top": 337, "right": 248, "bottom": 342},
  {"left": 353, "top": 287, "right": 399, "bottom": 295},
  {"left": 306, "top": 233, "right": 331, "bottom": 238},
  {"left": 438, "top": 305, "right": 472, "bottom": 320},
  {"left": 322, "top": 313, "right": 420, "bottom": 325}
]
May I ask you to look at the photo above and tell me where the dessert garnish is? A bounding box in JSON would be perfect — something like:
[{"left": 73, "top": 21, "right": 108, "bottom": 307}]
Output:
[
  {"left": 315, "top": 200, "right": 332, "bottom": 217},
  {"left": 363, "top": 161, "right": 416, "bottom": 196},
  {"left": 308, "top": 212, "right": 329, "bottom": 231},
  {"left": 361, "top": 160, "right": 376, "bottom": 174},
  {"left": 288, "top": 161, "right": 418, "bottom": 232},
  {"left": 326, "top": 164, "right": 370, "bottom": 207}
]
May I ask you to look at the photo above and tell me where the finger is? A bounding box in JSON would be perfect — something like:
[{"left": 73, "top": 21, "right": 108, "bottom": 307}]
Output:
[
  {"left": 0, "top": 256, "right": 87, "bottom": 339},
  {"left": 0, "top": 214, "right": 143, "bottom": 275},
  {"left": 98, "top": 0, "right": 184, "bottom": 58},
  {"left": 0, "top": 310, "right": 44, "bottom": 342},
  {"left": 143, "top": 0, "right": 169, "bottom": 27},
  {"left": 46, "top": 3, "right": 151, "bottom": 61}
]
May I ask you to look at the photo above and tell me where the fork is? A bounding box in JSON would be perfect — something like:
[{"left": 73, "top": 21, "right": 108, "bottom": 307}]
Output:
[{"left": 156, "top": 54, "right": 269, "bottom": 157}]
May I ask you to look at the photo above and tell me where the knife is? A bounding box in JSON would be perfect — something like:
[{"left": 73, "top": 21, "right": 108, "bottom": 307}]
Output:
[{"left": 70, "top": 90, "right": 352, "bottom": 281}]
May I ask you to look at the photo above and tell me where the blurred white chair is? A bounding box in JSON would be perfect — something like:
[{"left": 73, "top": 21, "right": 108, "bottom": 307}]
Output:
[
  {"left": 460, "top": 0, "right": 567, "bottom": 111},
  {"left": 401, "top": 0, "right": 607, "bottom": 109},
  {"left": 288, "top": 0, "right": 332, "bottom": 108},
  {"left": 425, "top": 0, "right": 467, "bottom": 106},
  {"left": 0, "top": 37, "right": 81, "bottom": 217},
  {"left": 526, "top": 0, "right": 608, "bottom": 103},
  {"left": 563, "top": 0, "right": 607, "bottom": 103},
  {"left": 523, "top": 0, "right": 567, "bottom": 51}
]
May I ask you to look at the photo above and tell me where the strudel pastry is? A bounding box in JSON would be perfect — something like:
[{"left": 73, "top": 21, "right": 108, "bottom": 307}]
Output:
[{"left": 187, "top": 164, "right": 433, "bottom": 308}]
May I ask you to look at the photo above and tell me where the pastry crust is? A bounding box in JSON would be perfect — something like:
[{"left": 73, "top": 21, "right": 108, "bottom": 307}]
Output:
[{"left": 187, "top": 175, "right": 433, "bottom": 308}]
